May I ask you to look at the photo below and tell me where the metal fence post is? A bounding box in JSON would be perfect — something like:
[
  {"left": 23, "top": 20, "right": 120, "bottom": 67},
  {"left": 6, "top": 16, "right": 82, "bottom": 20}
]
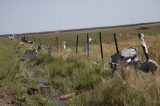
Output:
[
  {"left": 56, "top": 37, "right": 59, "bottom": 52},
  {"left": 76, "top": 35, "right": 79, "bottom": 54},
  {"left": 87, "top": 33, "right": 89, "bottom": 59},
  {"left": 99, "top": 32, "right": 103, "bottom": 61},
  {"left": 114, "top": 33, "right": 119, "bottom": 53}
]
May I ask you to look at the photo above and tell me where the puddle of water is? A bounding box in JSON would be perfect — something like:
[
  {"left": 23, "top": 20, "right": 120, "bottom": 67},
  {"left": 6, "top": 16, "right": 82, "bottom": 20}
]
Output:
[
  {"left": 36, "top": 76, "right": 46, "bottom": 86},
  {"left": 53, "top": 98, "right": 65, "bottom": 106},
  {"left": 20, "top": 58, "right": 65, "bottom": 106},
  {"left": 36, "top": 77, "right": 65, "bottom": 106},
  {"left": 36, "top": 76, "right": 65, "bottom": 106},
  {"left": 24, "top": 49, "right": 37, "bottom": 57},
  {"left": 50, "top": 88, "right": 65, "bottom": 106},
  {"left": 51, "top": 88, "right": 63, "bottom": 96}
]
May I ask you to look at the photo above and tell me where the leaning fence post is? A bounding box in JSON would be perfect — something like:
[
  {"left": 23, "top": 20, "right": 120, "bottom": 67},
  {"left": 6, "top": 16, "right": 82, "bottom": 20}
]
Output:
[
  {"left": 138, "top": 34, "right": 149, "bottom": 61},
  {"left": 76, "top": 35, "right": 79, "bottom": 54},
  {"left": 114, "top": 33, "right": 119, "bottom": 53},
  {"left": 99, "top": 32, "right": 104, "bottom": 61},
  {"left": 87, "top": 33, "right": 89, "bottom": 59},
  {"left": 56, "top": 37, "right": 59, "bottom": 52}
]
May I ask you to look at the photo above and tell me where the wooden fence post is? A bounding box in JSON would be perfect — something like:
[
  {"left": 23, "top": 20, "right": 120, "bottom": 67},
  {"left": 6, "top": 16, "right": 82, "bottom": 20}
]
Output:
[
  {"left": 114, "top": 33, "right": 119, "bottom": 53},
  {"left": 87, "top": 33, "right": 89, "bottom": 59},
  {"left": 99, "top": 32, "right": 103, "bottom": 61},
  {"left": 76, "top": 35, "right": 79, "bottom": 54},
  {"left": 56, "top": 37, "right": 59, "bottom": 52}
]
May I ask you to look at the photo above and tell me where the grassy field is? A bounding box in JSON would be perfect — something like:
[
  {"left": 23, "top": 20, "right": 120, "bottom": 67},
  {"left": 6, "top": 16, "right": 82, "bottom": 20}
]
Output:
[
  {"left": 0, "top": 23, "right": 160, "bottom": 106},
  {"left": 26, "top": 23, "right": 160, "bottom": 46},
  {"left": 25, "top": 23, "right": 160, "bottom": 62}
]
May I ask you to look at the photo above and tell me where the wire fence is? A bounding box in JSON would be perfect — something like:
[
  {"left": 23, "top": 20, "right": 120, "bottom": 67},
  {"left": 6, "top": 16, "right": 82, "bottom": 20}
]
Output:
[{"left": 25, "top": 32, "right": 160, "bottom": 63}]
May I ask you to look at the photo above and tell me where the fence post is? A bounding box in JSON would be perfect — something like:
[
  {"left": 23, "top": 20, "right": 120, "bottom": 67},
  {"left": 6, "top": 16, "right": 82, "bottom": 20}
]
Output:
[
  {"left": 39, "top": 38, "right": 41, "bottom": 47},
  {"left": 76, "top": 35, "right": 79, "bottom": 54},
  {"left": 114, "top": 33, "right": 119, "bottom": 53},
  {"left": 87, "top": 33, "right": 89, "bottom": 59},
  {"left": 99, "top": 32, "right": 103, "bottom": 61},
  {"left": 56, "top": 37, "right": 59, "bottom": 52}
]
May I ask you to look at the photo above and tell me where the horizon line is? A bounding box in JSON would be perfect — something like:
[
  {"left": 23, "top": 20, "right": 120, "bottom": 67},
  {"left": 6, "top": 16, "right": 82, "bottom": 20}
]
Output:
[{"left": 1, "top": 21, "right": 160, "bottom": 36}]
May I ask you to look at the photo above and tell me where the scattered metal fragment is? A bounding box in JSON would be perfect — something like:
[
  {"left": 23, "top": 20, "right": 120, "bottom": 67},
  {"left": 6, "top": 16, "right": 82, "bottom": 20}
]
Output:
[
  {"left": 109, "top": 47, "right": 137, "bottom": 70},
  {"left": 138, "top": 34, "right": 158, "bottom": 74},
  {"left": 109, "top": 33, "right": 138, "bottom": 70}
]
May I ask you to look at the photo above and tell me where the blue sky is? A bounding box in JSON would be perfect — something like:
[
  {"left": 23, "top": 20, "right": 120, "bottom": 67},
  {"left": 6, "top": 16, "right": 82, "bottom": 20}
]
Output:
[{"left": 0, "top": 0, "right": 160, "bottom": 34}]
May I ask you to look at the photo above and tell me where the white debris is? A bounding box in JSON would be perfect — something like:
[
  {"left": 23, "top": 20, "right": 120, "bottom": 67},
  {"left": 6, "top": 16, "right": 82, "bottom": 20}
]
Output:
[
  {"left": 109, "top": 47, "right": 137, "bottom": 69},
  {"left": 65, "top": 48, "right": 72, "bottom": 52},
  {"left": 126, "top": 33, "right": 130, "bottom": 36},
  {"left": 139, "top": 34, "right": 148, "bottom": 53},
  {"left": 82, "top": 37, "right": 93, "bottom": 54},
  {"left": 62, "top": 41, "right": 67, "bottom": 49},
  {"left": 19, "top": 42, "right": 25, "bottom": 45},
  {"left": 126, "top": 58, "right": 132, "bottom": 63},
  {"left": 89, "top": 37, "right": 92, "bottom": 43},
  {"left": 132, "top": 57, "right": 141, "bottom": 68},
  {"left": 91, "top": 61, "right": 99, "bottom": 65},
  {"left": 83, "top": 43, "right": 88, "bottom": 55},
  {"left": 8, "top": 35, "right": 15, "bottom": 40},
  {"left": 120, "top": 47, "right": 137, "bottom": 59}
]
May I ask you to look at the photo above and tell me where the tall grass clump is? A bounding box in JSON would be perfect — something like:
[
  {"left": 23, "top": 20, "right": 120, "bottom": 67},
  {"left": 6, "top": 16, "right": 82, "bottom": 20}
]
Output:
[
  {"left": 30, "top": 53, "right": 103, "bottom": 93},
  {"left": 67, "top": 67, "right": 160, "bottom": 106}
]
